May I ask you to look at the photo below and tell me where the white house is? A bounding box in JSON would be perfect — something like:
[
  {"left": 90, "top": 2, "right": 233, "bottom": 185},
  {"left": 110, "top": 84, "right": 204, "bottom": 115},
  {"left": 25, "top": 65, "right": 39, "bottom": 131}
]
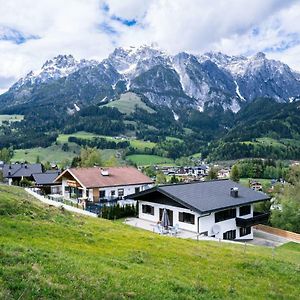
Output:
[
  {"left": 54, "top": 166, "right": 154, "bottom": 206},
  {"left": 127, "top": 179, "right": 270, "bottom": 240}
]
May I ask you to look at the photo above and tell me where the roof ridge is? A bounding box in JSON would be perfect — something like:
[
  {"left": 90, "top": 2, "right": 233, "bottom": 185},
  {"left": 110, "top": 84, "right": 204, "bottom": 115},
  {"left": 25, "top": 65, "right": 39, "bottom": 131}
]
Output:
[{"left": 158, "top": 178, "right": 230, "bottom": 188}]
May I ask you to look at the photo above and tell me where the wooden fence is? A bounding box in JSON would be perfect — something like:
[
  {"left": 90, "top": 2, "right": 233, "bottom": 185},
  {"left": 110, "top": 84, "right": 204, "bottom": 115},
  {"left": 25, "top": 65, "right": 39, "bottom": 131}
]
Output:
[{"left": 254, "top": 224, "right": 300, "bottom": 242}]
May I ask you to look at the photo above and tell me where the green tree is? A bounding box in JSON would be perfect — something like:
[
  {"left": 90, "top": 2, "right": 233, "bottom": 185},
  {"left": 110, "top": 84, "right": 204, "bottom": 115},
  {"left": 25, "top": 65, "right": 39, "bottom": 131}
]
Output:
[
  {"left": 271, "top": 182, "right": 300, "bottom": 233},
  {"left": 169, "top": 174, "right": 179, "bottom": 183},
  {"left": 230, "top": 165, "right": 240, "bottom": 182},
  {"left": 156, "top": 172, "right": 167, "bottom": 184},
  {"left": 36, "top": 155, "right": 40, "bottom": 164},
  {"left": 0, "top": 170, "right": 3, "bottom": 182},
  {"left": 80, "top": 147, "right": 102, "bottom": 167},
  {"left": 0, "top": 148, "right": 13, "bottom": 163},
  {"left": 286, "top": 166, "right": 300, "bottom": 185},
  {"left": 207, "top": 167, "right": 218, "bottom": 180},
  {"left": 104, "top": 155, "right": 118, "bottom": 167}
]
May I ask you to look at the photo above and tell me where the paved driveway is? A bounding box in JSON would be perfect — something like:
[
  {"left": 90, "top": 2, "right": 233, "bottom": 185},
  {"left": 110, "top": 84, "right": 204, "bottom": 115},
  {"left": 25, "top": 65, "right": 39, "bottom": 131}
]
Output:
[{"left": 249, "top": 229, "right": 291, "bottom": 247}]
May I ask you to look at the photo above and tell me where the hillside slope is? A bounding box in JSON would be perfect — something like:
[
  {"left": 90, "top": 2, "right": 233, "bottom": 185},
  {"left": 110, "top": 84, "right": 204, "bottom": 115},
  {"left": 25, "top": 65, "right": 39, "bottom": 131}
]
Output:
[{"left": 0, "top": 185, "right": 299, "bottom": 299}]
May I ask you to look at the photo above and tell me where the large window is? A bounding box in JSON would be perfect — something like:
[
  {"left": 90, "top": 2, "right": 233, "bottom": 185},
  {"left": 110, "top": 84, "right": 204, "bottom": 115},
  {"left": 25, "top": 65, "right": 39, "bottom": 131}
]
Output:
[
  {"left": 240, "top": 227, "right": 251, "bottom": 237},
  {"left": 99, "top": 190, "right": 106, "bottom": 199},
  {"left": 179, "top": 212, "right": 195, "bottom": 224},
  {"left": 239, "top": 205, "right": 251, "bottom": 216},
  {"left": 223, "top": 230, "right": 236, "bottom": 240},
  {"left": 215, "top": 208, "right": 236, "bottom": 223},
  {"left": 135, "top": 187, "right": 140, "bottom": 194},
  {"left": 142, "top": 204, "right": 154, "bottom": 215}
]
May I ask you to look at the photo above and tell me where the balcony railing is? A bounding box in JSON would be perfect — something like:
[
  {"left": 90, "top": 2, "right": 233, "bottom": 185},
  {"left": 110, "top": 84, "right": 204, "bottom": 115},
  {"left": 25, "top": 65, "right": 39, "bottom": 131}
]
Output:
[{"left": 236, "top": 212, "right": 270, "bottom": 227}]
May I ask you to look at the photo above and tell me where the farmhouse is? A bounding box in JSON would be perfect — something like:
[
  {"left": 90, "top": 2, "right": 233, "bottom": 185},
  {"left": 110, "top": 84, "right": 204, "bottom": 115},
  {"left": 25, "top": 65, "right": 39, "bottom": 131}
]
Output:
[
  {"left": 127, "top": 179, "right": 270, "bottom": 240},
  {"left": 3, "top": 163, "right": 42, "bottom": 185},
  {"left": 54, "top": 166, "right": 154, "bottom": 206}
]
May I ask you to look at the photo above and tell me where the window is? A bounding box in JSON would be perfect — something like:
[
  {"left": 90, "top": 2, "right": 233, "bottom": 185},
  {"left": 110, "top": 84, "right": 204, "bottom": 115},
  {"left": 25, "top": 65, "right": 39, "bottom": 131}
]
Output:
[
  {"left": 142, "top": 204, "right": 154, "bottom": 215},
  {"left": 64, "top": 186, "right": 70, "bottom": 192},
  {"left": 215, "top": 208, "right": 236, "bottom": 223},
  {"left": 111, "top": 190, "right": 115, "bottom": 197},
  {"left": 223, "top": 230, "right": 236, "bottom": 240},
  {"left": 118, "top": 189, "right": 124, "bottom": 197},
  {"left": 240, "top": 227, "right": 251, "bottom": 237},
  {"left": 179, "top": 212, "right": 195, "bottom": 224},
  {"left": 135, "top": 187, "right": 140, "bottom": 194},
  {"left": 99, "top": 190, "right": 106, "bottom": 198},
  {"left": 239, "top": 205, "right": 251, "bottom": 216}
]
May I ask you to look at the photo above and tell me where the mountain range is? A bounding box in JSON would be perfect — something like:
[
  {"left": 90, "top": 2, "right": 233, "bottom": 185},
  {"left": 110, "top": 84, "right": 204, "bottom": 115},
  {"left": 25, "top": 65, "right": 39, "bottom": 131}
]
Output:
[{"left": 1, "top": 45, "right": 300, "bottom": 115}]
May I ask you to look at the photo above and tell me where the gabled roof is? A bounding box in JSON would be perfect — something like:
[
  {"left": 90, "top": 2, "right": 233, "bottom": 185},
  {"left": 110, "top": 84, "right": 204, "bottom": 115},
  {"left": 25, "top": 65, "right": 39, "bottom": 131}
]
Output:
[
  {"left": 33, "top": 171, "right": 61, "bottom": 185},
  {"left": 3, "top": 163, "right": 42, "bottom": 178},
  {"left": 127, "top": 179, "right": 270, "bottom": 214},
  {"left": 55, "top": 166, "right": 154, "bottom": 188}
]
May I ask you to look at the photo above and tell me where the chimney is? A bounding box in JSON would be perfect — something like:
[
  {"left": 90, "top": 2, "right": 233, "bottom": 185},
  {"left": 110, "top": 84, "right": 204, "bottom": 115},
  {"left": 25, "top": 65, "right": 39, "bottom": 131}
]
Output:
[
  {"left": 101, "top": 169, "right": 109, "bottom": 176},
  {"left": 24, "top": 164, "right": 28, "bottom": 169},
  {"left": 230, "top": 187, "right": 239, "bottom": 198}
]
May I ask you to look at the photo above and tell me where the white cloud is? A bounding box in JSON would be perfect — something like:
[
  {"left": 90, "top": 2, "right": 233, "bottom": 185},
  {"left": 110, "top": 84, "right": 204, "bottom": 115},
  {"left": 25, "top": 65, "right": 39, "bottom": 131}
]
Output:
[{"left": 0, "top": 0, "right": 299, "bottom": 91}]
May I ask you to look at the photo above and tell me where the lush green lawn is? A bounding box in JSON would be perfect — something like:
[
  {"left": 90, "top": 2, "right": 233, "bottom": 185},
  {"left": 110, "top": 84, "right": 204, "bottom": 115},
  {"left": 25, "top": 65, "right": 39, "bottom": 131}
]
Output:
[
  {"left": 0, "top": 114, "right": 24, "bottom": 124},
  {"left": 0, "top": 185, "right": 299, "bottom": 299},
  {"left": 126, "top": 154, "right": 174, "bottom": 166},
  {"left": 105, "top": 92, "right": 155, "bottom": 115}
]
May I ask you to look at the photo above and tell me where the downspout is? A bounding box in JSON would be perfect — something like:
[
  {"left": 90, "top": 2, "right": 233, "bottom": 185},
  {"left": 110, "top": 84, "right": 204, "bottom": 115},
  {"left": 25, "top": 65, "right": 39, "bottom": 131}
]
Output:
[{"left": 197, "top": 213, "right": 211, "bottom": 235}]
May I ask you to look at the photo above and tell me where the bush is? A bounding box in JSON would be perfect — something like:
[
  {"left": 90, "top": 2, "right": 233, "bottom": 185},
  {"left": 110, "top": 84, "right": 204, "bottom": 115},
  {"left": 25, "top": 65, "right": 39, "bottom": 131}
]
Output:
[{"left": 100, "top": 203, "right": 137, "bottom": 220}]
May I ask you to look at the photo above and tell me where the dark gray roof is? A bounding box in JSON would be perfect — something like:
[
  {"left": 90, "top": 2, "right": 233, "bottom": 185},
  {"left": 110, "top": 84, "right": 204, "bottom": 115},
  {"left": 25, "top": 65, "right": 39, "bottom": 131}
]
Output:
[
  {"left": 32, "top": 171, "right": 60, "bottom": 185},
  {"left": 128, "top": 179, "right": 270, "bottom": 214},
  {"left": 3, "top": 163, "right": 42, "bottom": 178}
]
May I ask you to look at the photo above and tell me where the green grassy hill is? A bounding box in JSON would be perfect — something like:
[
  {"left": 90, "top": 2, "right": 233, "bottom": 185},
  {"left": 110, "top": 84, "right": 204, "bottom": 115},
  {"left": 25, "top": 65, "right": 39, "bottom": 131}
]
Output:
[
  {"left": 0, "top": 185, "right": 299, "bottom": 299},
  {"left": 105, "top": 92, "right": 155, "bottom": 115}
]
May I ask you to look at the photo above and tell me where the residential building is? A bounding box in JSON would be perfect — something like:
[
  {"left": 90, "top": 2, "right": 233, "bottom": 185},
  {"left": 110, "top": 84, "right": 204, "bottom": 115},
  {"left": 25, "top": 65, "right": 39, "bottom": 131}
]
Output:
[
  {"left": 3, "top": 163, "right": 43, "bottom": 185},
  {"left": 127, "top": 179, "right": 269, "bottom": 240},
  {"left": 54, "top": 166, "right": 154, "bottom": 206},
  {"left": 32, "top": 170, "right": 62, "bottom": 195}
]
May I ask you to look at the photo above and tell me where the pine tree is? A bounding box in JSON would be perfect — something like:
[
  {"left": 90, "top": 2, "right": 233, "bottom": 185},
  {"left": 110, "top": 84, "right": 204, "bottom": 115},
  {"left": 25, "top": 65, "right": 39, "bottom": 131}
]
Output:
[{"left": 230, "top": 165, "right": 240, "bottom": 182}]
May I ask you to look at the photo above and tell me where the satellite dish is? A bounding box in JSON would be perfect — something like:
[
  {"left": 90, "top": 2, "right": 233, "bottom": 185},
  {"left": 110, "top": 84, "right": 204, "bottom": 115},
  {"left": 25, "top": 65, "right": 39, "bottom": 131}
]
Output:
[{"left": 212, "top": 224, "right": 221, "bottom": 235}]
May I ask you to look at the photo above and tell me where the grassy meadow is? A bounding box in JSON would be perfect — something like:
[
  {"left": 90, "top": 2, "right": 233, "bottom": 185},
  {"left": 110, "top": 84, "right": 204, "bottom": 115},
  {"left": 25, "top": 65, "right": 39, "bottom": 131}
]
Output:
[
  {"left": 105, "top": 92, "right": 155, "bottom": 115},
  {"left": 126, "top": 154, "right": 174, "bottom": 166},
  {"left": 0, "top": 185, "right": 299, "bottom": 299},
  {"left": 57, "top": 131, "right": 156, "bottom": 151}
]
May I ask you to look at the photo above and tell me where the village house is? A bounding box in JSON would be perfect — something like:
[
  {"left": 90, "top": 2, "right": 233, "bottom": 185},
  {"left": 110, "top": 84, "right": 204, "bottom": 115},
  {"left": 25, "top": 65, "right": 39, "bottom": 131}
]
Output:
[
  {"left": 32, "top": 170, "right": 62, "bottom": 195},
  {"left": 127, "top": 179, "right": 269, "bottom": 240},
  {"left": 54, "top": 166, "right": 154, "bottom": 207},
  {"left": 3, "top": 163, "right": 43, "bottom": 185}
]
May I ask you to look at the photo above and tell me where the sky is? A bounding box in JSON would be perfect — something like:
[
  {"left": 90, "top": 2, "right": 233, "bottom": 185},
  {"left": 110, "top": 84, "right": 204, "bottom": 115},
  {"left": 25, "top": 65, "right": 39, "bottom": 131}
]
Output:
[{"left": 0, "top": 0, "right": 300, "bottom": 93}]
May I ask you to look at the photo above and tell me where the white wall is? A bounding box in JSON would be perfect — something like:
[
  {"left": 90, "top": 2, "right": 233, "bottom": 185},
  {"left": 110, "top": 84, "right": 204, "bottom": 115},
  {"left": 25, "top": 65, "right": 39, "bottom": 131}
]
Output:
[
  {"left": 138, "top": 201, "right": 199, "bottom": 232},
  {"left": 139, "top": 200, "right": 254, "bottom": 240},
  {"left": 199, "top": 204, "right": 254, "bottom": 240}
]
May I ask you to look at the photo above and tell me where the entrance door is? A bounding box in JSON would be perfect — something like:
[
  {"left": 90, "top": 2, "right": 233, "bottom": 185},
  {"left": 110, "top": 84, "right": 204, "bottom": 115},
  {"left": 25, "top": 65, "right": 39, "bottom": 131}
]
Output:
[{"left": 159, "top": 208, "right": 173, "bottom": 226}]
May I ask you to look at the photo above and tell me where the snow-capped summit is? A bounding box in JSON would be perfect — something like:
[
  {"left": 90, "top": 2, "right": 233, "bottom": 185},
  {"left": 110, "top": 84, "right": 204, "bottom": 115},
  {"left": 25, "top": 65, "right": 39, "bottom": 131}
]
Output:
[{"left": 2, "top": 45, "right": 300, "bottom": 112}]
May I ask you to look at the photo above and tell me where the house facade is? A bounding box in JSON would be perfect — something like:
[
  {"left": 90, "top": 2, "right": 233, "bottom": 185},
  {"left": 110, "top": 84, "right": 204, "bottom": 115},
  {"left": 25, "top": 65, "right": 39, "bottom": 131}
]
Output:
[
  {"left": 55, "top": 166, "right": 154, "bottom": 205},
  {"left": 127, "top": 179, "right": 269, "bottom": 240}
]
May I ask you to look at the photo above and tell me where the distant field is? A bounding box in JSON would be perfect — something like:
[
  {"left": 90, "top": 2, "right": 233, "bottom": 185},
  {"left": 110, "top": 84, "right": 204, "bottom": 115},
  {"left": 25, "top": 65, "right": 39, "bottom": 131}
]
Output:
[
  {"left": 12, "top": 144, "right": 80, "bottom": 164},
  {"left": 0, "top": 114, "right": 24, "bottom": 124},
  {"left": 13, "top": 144, "right": 118, "bottom": 165},
  {"left": 242, "top": 137, "right": 300, "bottom": 149},
  {"left": 57, "top": 131, "right": 156, "bottom": 151},
  {"left": 166, "top": 136, "right": 183, "bottom": 142},
  {"left": 57, "top": 131, "right": 102, "bottom": 143},
  {"left": 126, "top": 154, "right": 174, "bottom": 166},
  {"left": 105, "top": 92, "right": 155, "bottom": 115}
]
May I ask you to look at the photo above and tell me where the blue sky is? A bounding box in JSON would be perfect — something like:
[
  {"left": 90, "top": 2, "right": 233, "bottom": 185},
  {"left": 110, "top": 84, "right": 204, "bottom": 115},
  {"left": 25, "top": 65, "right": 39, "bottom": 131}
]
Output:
[{"left": 0, "top": 0, "right": 299, "bottom": 92}]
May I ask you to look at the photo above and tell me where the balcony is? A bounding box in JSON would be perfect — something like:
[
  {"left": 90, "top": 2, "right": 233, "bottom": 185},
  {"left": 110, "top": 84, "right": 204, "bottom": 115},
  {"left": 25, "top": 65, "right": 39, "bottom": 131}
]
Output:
[{"left": 236, "top": 212, "right": 270, "bottom": 227}]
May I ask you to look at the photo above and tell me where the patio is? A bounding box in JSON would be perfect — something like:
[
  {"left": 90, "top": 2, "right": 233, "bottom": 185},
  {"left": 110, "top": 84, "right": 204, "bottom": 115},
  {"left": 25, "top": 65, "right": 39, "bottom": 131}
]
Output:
[{"left": 124, "top": 217, "right": 218, "bottom": 241}]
